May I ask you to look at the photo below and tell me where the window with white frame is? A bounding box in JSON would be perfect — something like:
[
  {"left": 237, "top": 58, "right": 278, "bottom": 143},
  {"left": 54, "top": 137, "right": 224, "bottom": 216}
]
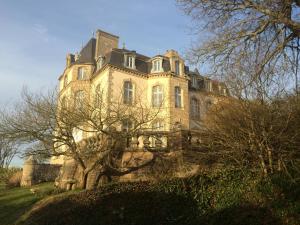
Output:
[
  {"left": 123, "top": 81, "right": 133, "bottom": 105},
  {"left": 152, "top": 59, "right": 162, "bottom": 72},
  {"left": 175, "top": 60, "right": 180, "bottom": 75},
  {"left": 152, "top": 85, "right": 163, "bottom": 107},
  {"left": 125, "top": 55, "right": 135, "bottom": 69},
  {"left": 191, "top": 98, "right": 200, "bottom": 120},
  {"left": 77, "top": 67, "right": 86, "bottom": 80},
  {"left": 175, "top": 86, "right": 182, "bottom": 108},
  {"left": 74, "top": 90, "right": 85, "bottom": 109}
]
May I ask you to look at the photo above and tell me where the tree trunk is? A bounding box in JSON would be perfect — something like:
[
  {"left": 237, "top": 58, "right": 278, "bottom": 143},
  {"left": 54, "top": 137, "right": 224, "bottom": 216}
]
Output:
[{"left": 80, "top": 170, "right": 89, "bottom": 189}]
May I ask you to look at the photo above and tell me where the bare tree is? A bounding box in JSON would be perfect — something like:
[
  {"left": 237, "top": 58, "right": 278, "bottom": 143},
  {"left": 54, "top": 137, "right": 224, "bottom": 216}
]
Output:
[
  {"left": 177, "top": 0, "right": 300, "bottom": 89},
  {"left": 0, "top": 138, "right": 19, "bottom": 168},
  {"left": 197, "top": 95, "right": 300, "bottom": 178},
  {"left": 0, "top": 87, "right": 164, "bottom": 189}
]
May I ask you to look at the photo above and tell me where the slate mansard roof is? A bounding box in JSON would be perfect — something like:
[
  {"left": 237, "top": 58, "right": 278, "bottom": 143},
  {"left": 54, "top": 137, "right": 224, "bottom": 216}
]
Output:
[
  {"left": 71, "top": 38, "right": 174, "bottom": 75},
  {"left": 67, "top": 36, "right": 228, "bottom": 95}
]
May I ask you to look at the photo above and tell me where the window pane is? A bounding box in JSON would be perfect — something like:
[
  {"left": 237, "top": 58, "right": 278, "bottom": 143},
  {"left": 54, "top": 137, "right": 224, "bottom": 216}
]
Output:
[
  {"left": 153, "top": 60, "right": 161, "bottom": 72},
  {"left": 191, "top": 98, "right": 200, "bottom": 119},
  {"left": 175, "top": 87, "right": 181, "bottom": 108},
  {"left": 152, "top": 85, "right": 163, "bottom": 107},
  {"left": 78, "top": 67, "right": 85, "bottom": 80},
  {"left": 123, "top": 81, "right": 133, "bottom": 104},
  {"left": 122, "top": 119, "right": 133, "bottom": 132},
  {"left": 175, "top": 61, "right": 180, "bottom": 75}
]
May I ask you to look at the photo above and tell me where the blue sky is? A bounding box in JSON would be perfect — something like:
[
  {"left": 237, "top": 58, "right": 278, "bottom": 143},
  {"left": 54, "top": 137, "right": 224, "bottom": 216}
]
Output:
[{"left": 0, "top": 0, "right": 195, "bottom": 166}]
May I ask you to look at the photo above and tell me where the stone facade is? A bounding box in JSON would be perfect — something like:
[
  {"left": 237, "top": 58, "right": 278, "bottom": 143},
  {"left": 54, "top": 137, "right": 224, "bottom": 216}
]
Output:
[
  {"left": 45, "top": 29, "right": 229, "bottom": 188},
  {"left": 56, "top": 29, "right": 228, "bottom": 137}
]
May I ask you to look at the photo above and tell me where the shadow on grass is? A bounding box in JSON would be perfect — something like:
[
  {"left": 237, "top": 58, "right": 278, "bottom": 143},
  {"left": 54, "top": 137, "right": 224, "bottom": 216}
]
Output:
[
  {"left": 201, "top": 204, "right": 283, "bottom": 225},
  {"left": 19, "top": 191, "right": 200, "bottom": 225},
  {"left": 18, "top": 190, "right": 283, "bottom": 225}
]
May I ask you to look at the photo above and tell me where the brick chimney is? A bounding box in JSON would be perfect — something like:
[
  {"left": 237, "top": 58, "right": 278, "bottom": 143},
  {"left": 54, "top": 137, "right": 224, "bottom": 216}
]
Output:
[{"left": 95, "top": 29, "right": 119, "bottom": 59}]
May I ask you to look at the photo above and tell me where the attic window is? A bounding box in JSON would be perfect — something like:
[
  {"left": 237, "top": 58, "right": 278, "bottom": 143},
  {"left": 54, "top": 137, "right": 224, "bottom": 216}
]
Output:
[
  {"left": 175, "top": 60, "right": 180, "bottom": 75},
  {"left": 124, "top": 55, "right": 136, "bottom": 69},
  {"left": 77, "top": 67, "right": 86, "bottom": 80},
  {"left": 205, "top": 80, "right": 212, "bottom": 92},
  {"left": 191, "top": 76, "right": 197, "bottom": 88},
  {"left": 152, "top": 59, "right": 163, "bottom": 73}
]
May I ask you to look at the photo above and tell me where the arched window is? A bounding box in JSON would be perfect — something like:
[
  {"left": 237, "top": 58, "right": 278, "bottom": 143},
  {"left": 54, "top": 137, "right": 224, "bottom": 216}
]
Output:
[
  {"left": 74, "top": 90, "right": 85, "bottom": 109},
  {"left": 77, "top": 67, "right": 86, "bottom": 80},
  {"left": 175, "top": 86, "right": 182, "bottom": 108},
  {"left": 191, "top": 98, "right": 200, "bottom": 120},
  {"left": 152, "top": 85, "right": 163, "bottom": 107},
  {"left": 123, "top": 81, "right": 133, "bottom": 104}
]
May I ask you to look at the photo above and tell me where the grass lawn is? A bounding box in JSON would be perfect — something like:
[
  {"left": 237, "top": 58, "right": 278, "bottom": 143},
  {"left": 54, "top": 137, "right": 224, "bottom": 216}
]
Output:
[{"left": 0, "top": 182, "right": 55, "bottom": 225}]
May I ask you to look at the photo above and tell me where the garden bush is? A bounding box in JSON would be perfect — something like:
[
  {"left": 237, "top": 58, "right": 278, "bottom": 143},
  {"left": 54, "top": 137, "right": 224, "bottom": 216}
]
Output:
[{"left": 6, "top": 170, "right": 23, "bottom": 188}]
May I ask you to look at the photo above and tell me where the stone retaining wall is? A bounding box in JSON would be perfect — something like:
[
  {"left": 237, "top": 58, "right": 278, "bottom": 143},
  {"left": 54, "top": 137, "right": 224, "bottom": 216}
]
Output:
[{"left": 21, "top": 156, "right": 61, "bottom": 187}]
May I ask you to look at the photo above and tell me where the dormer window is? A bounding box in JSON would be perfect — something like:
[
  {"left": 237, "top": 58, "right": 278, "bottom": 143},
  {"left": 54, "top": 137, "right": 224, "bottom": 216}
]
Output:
[
  {"left": 191, "top": 76, "right": 197, "bottom": 88},
  {"left": 124, "top": 54, "right": 136, "bottom": 69},
  {"left": 151, "top": 58, "right": 163, "bottom": 73},
  {"left": 205, "top": 80, "right": 212, "bottom": 92},
  {"left": 175, "top": 60, "right": 180, "bottom": 75},
  {"left": 77, "top": 67, "right": 86, "bottom": 80}
]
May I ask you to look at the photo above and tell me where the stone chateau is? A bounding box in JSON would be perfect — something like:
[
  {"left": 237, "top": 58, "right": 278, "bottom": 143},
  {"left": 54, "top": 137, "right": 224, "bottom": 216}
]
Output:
[
  {"left": 22, "top": 29, "right": 228, "bottom": 189},
  {"left": 51, "top": 29, "right": 228, "bottom": 164},
  {"left": 61, "top": 30, "right": 226, "bottom": 124}
]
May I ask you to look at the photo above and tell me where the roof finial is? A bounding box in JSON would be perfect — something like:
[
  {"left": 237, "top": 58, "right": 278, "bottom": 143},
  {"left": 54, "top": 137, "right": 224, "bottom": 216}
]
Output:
[
  {"left": 92, "top": 30, "right": 95, "bottom": 38},
  {"left": 122, "top": 42, "right": 126, "bottom": 49}
]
